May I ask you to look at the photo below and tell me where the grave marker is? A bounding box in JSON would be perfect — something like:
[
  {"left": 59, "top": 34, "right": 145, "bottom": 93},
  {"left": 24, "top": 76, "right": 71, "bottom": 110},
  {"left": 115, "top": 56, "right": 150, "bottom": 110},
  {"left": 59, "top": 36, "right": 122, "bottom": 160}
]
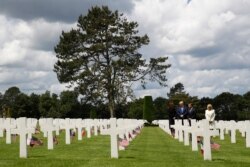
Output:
[
  {"left": 196, "top": 119, "right": 219, "bottom": 161},
  {"left": 110, "top": 118, "right": 119, "bottom": 158},
  {"left": 4, "top": 118, "right": 16, "bottom": 144},
  {"left": 11, "top": 117, "right": 35, "bottom": 158}
]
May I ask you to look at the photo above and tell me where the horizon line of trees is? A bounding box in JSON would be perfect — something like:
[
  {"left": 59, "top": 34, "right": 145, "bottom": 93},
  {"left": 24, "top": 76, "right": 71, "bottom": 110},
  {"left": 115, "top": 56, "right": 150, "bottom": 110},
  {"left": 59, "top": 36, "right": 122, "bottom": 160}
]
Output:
[{"left": 0, "top": 83, "right": 250, "bottom": 120}]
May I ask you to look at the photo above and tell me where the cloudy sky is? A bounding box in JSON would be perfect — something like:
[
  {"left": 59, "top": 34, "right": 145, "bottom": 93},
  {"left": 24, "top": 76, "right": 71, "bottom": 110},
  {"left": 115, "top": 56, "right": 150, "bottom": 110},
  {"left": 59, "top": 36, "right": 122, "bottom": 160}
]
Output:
[{"left": 0, "top": 0, "right": 250, "bottom": 99}]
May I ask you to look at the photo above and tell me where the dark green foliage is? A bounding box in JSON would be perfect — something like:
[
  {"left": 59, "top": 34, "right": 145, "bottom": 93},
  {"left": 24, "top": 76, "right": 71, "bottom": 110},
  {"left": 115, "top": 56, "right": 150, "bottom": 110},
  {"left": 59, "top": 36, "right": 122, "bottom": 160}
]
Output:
[
  {"left": 39, "top": 91, "right": 61, "bottom": 118},
  {"left": 143, "top": 96, "right": 154, "bottom": 123},
  {"left": 166, "top": 83, "right": 201, "bottom": 119},
  {"left": 13, "top": 93, "right": 31, "bottom": 117},
  {"left": 60, "top": 90, "right": 81, "bottom": 118},
  {"left": 196, "top": 97, "right": 213, "bottom": 120},
  {"left": 29, "top": 93, "right": 40, "bottom": 118},
  {"left": 115, "top": 104, "right": 128, "bottom": 118},
  {"left": 153, "top": 97, "right": 167, "bottom": 119},
  {"left": 167, "top": 82, "right": 186, "bottom": 99},
  {"left": 0, "top": 84, "right": 250, "bottom": 120},
  {"left": 167, "top": 83, "right": 190, "bottom": 104},
  {"left": 128, "top": 98, "right": 144, "bottom": 119},
  {"left": 90, "top": 109, "right": 97, "bottom": 118},
  {"left": 213, "top": 92, "right": 242, "bottom": 120},
  {"left": 0, "top": 92, "right": 3, "bottom": 117},
  {"left": 54, "top": 6, "right": 170, "bottom": 117},
  {"left": 1, "top": 86, "right": 21, "bottom": 117}
]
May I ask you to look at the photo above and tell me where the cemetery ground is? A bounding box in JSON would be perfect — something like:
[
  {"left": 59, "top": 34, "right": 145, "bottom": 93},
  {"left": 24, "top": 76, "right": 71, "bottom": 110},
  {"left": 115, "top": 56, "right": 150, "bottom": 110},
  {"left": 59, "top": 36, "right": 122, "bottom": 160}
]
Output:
[{"left": 1, "top": 127, "right": 250, "bottom": 167}]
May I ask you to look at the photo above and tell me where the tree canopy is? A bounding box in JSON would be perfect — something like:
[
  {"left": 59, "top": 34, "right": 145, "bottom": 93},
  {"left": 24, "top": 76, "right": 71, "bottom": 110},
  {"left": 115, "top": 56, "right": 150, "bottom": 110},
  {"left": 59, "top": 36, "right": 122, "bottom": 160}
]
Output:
[{"left": 54, "top": 6, "right": 170, "bottom": 117}]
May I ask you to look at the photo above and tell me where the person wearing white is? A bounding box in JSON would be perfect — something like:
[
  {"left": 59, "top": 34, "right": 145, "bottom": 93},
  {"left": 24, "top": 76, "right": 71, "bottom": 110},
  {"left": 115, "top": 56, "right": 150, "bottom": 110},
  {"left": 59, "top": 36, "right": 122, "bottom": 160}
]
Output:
[{"left": 205, "top": 104, "right": 215, "bottom": 129}]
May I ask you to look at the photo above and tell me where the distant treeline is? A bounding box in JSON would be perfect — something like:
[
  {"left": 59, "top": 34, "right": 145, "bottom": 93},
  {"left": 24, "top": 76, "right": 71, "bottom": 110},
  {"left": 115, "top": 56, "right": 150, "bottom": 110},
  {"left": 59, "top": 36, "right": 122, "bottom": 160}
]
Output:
[{"left": 0, "top": 84, "right": 250, "bottom": 120}]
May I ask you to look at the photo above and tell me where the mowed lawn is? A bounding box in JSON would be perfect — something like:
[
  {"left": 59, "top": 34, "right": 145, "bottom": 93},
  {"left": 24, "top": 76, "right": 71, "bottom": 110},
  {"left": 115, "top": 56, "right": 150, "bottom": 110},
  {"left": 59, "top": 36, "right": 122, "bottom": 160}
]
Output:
[{"left": 1, "top": 127, "right": 250, "bottom": 167}]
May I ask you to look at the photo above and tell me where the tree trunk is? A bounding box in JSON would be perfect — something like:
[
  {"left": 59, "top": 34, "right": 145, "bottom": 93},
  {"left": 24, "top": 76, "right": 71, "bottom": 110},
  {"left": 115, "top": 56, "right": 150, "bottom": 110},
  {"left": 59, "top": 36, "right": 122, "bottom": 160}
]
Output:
[{"left": 108, "top": 98, "right": 115, "bottom": 118}]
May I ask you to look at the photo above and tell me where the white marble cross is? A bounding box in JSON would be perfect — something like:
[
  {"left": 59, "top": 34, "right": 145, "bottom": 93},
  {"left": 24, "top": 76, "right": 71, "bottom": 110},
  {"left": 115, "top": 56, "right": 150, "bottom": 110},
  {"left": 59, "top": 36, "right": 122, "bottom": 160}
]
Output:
[
  {"left": 158, "top": 120, "right": 171, "bottom": 135},
  {"left": 4, "top": 118, "right": 16, "bottom": 144},
  {"left": 215, "top": 121, "right": 225, "bottom": 140},
  {"left": 75, "top": 119, "right": 84, "bottom": 141},
  {"left": 170, "top": 119, "right": 182, "bottom": 140},
  {"left": 94, "top": 119, "right": 99, "bottom": 136},
  {"left": 99, "top": 119, "right": 109, "bottom": 135},
  {"left": 53, "top": 119, "right": 61, "bottom": 136},
  {"left": 60, "top": 118, "right": 75, "bottom": 144},
  {"left": 85, "top": 119, "right": 93, "bottom": 138},
  {"left": 42, "top": 118, "right": 57, "bottom": 150},
  {"left": 11, "top": 117, "right": 35, "bottom": 158},
  {"left": 189, "top": 120, "right": 199, "bottom": 151},
  {"left": 183, "top": 120, "right": 190, "bottom": 146},
  {"left": 245, "top": 120, "right": 250, "bottom": 148},
  {"left": 0, "top": 118, "right": 4, "bottom": 137},
  {"left": 98, "top": 118, "right": 144, "bottom": 158},
  {"left": 110, "top": 118, "right": 119, "bottom": 158},
  {"left": 27, "top": 118, "right": 38, "bottom": 140},
  {"left": 237, "top": 121, "right": 246, "bottom": 137},
  {"left": 39, "top": 118, "right": 48, "bottom": 138},
  {"left": 177, "top": 120, "right": 184, "bottom": 142},
  {"left": 228, "top": 120, "right": 237, "bottom": 143},
  {"left": 196, "top": 119, "right": 219, "bottom": 161}
]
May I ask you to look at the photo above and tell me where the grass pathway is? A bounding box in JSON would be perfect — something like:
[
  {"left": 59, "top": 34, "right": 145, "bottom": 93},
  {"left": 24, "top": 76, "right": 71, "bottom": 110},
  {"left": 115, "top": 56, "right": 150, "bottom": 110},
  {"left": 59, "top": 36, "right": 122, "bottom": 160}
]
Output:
[
  {"left": 119, "top": 127, "right": 250, "bottom": 167},
  {"left": 1, "top": 127, "right": 250, "bottom": 166},
  {"left": 119, "top": 127, "right": 205, "bottom": 167}
]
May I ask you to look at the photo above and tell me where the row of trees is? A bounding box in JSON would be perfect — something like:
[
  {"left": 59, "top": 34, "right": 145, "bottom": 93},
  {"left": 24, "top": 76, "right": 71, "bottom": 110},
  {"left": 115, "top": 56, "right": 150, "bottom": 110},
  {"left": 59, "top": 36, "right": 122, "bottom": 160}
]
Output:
[
  {"left": 165, "top": 83, "right": 250, "bottom": 120},
  {"left": 0, "top": 83, "right": 250, "bottom": 120},
  {"left": 0, "top": 87, "right": 81, "bottom": 118}
]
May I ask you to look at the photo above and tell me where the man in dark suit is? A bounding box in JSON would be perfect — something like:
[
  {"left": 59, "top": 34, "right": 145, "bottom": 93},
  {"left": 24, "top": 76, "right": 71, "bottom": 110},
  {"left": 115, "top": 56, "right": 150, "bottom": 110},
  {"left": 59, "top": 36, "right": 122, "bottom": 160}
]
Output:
[
  {"left": 176, "top": 101, "right": 188, "bottom": 125},
  {"left": 187, "top": 103, "right": 196, "bottom": 126}
]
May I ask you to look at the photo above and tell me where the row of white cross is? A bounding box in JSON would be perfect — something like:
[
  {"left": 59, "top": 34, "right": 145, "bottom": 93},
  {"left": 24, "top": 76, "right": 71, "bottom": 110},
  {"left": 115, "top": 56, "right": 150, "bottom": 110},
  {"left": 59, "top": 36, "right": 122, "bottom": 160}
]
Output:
[
  {"left": 103, "top": 118, "right": 144, "bottom": 158},
  {"left": 156, "top": 119, "right": 250, "bottom": 161},
  {"left": 0, "top": 117, "right": 144, "bottom": 159}
]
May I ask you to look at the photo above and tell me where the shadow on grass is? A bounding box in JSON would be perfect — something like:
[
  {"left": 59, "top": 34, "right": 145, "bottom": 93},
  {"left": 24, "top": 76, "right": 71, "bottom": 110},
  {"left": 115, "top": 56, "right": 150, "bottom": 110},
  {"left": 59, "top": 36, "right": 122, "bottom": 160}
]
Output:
[
  {"left": 212, "top": 158, "right": 227, "bottom": 162},
  {"left": 119, "top": 156, "right": 136, "bottom": 159},
  {"left": 28, "top": 155, "right": 47, "bottom": 159}
]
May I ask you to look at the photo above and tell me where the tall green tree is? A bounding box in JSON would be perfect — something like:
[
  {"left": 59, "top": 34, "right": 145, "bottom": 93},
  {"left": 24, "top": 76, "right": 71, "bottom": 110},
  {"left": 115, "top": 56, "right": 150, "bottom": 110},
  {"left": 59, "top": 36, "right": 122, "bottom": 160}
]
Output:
[
  {"left": 13, "top": 93, "right": 31, "bottom": 117},
  {"left": 54, "top": 6, "right": 170, "bottom": 117},
  {"left": 154, "top": 97, "right": 167, "bottom": 119},
  {"left": 213, "top": 92, "right": 239, "bottom": 120},
  {"left": 2, "top": 86, "right": 21, "bottom": 117},
  {"left": 128, "top": 98, "right": 144, "bottom": 119},
  {"left": 243, "top": 92, "right": 250, "bottom": 117},
  {"left": 60, "top": 90, "right": 80, "bottom": 118},
  {"left": 29, "top": 93, "right": 40, "bottom": 118},
  {"left": 167, "top": 83, "right": 186, "bottom": 99},
  {"left": 167, "top": 83, "right": 190, "bottom": 104},
  {"left": 236, "top": 96, "right": 250, "bottom": 120},
  {"left": 0, "top": 92, "right": 3, "bottom": 117},
  {"left": 143, "top": 96, "right": 155, "bottom": 123},
  {"left": 39, "top": 91, "right": 61, "bottom": 118},
  {"left": 39, "top": 91, "right": 52, "bottom": 117}
]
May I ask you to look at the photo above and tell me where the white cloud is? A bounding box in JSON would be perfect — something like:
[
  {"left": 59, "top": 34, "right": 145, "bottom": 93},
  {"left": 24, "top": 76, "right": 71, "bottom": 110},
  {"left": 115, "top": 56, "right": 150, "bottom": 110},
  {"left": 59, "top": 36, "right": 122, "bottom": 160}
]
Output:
[
  {"left": 0, "top": 40, "right": 27, "bottom": 65},
  {"left": 130, "top": 0, "right": 250, "bottom": 54},
  {"left": 49, "top": 83, "right": 72, "bottom": 95},
  {"left": 1, "top": 0, "right": 250, "bottom": 99},
  {"left": 128, "top": 0, "right": 250, "bottom": 98},
  {"left": 0, "top": 14, "right": 75, "bottom": 94}
]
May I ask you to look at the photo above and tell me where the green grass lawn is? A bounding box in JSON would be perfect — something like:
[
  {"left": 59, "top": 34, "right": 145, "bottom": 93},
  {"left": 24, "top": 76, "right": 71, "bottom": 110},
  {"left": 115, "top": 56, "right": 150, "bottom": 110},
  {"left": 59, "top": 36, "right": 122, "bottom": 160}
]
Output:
[{"left": 1, "top": 127, "right": 250, "bottom": 167}]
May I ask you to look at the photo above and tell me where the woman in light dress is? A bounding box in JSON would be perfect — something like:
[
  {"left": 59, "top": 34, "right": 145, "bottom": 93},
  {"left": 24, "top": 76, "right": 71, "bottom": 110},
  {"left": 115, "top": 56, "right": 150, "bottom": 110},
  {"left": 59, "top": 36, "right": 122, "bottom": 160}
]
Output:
[
  {"left": 199, "top": 104, "right": 220, "bottom": 155},
  {"left": 205, "top": 104, "right": 215, "bottom": 129}
]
